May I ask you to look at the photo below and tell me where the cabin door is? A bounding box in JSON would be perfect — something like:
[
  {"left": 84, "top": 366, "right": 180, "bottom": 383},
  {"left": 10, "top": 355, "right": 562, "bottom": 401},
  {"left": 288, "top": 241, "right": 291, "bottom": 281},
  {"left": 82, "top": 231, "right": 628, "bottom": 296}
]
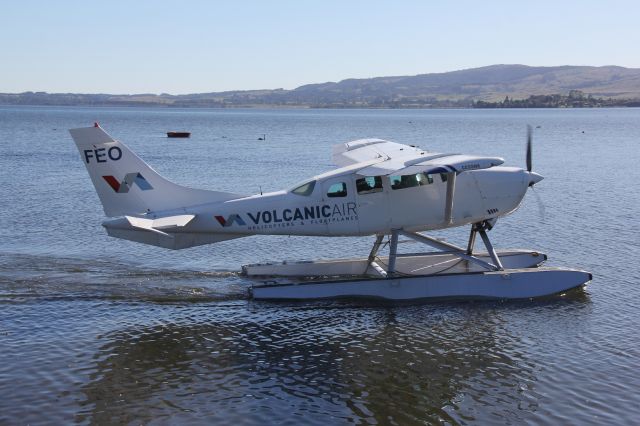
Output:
[
  {"left": 354, "top": 175, "right": 390, "bottom": 234},
  {"left": 321, "top": 176, "right": 359, "bottom": 236}
]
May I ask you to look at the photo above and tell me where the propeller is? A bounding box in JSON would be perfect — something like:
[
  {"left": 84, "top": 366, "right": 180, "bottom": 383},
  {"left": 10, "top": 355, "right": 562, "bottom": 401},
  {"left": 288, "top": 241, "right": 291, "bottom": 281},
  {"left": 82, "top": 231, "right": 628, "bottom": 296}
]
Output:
[
  {"left": 525, "top": 124, "right": 545, "bottom": 220},
  {"left": 530, "top": 185, "right": 546, "bottom": 221},
  {"left": 526, "top": 124, "right": 533, "bottom": 172},
  {"left": 526, "top": 125, "right": 543, "bottom": 187}
]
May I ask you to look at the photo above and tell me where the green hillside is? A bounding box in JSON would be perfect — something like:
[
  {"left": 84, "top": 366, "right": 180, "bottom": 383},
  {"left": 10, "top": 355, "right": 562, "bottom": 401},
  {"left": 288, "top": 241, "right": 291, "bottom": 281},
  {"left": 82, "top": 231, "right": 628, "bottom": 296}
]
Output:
[{"left": 2, "top": 65, "right": 640, "bottom": 108}]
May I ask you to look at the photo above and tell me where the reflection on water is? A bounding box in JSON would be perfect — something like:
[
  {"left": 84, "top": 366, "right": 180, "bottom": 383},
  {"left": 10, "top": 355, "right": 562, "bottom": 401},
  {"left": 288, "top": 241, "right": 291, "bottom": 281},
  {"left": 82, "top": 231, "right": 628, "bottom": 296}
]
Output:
[{"left": 71, "top": 299, "right": 586, "bottom": 424}]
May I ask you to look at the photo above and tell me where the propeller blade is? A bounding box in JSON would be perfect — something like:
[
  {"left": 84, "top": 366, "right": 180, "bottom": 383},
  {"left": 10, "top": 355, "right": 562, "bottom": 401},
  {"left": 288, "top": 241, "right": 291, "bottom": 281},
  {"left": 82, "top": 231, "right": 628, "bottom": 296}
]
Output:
[
  {"left": 530, "top": 186, "right": 546, "bottom": 221},
  {"left": 526, "top": 124, "right": 533, "bottom": 172}
]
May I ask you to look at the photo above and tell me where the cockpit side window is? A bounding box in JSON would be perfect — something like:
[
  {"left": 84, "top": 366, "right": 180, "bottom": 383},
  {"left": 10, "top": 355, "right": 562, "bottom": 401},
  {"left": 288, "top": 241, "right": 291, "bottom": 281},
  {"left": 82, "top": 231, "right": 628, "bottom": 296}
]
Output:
[
  {"left": 356, "top": 176, "right": 383, "bottom": 194},
  {"left": 423, "top": 173, "right": 434, "bottom": 185},
  {"left": 327, "top": 182, "right": 348, "bottom": 198},
  {"left": 292, "top": 180, "right": 316, "bottom": 196},
  {"left": 390, "top": 173, "right": 434, "bottom": 190}
]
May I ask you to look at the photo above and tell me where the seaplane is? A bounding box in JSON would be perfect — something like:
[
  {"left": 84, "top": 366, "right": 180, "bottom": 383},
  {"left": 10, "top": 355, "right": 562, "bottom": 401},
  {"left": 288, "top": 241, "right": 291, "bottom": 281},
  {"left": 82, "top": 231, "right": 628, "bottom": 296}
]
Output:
[{"left": 70, "top": 123, "right": 591, "bottom": 301}]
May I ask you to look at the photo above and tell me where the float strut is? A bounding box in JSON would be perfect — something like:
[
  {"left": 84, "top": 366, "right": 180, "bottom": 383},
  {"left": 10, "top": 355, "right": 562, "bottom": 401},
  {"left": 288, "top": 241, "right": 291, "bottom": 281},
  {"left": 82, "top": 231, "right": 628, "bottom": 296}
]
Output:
[
  {"left": 400, "top": 230, "right": 498, "bottom": 271},
  {"left": 365, "top": 234, "right": 385, "bottom": 274},
  {"left": 466, "top": 225, "right": 477, "bottom": 255},
  {"left": 367, "top": 234, "right": 384, "bottom": 264},
  {"left": 478, "top": 228, "right": 504, "bottom": 270},
  {"left": 387, "top": 230, "right": 399, "bottom": 274}
]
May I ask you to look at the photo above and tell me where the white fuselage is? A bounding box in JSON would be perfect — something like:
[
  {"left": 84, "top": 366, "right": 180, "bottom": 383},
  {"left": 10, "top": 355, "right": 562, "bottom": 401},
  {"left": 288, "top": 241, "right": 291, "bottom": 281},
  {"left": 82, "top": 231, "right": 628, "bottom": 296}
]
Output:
[
  {"left": 70, "top": 125, "right": 542, "bottom": 251},
  {"left": 105, "top": 165, "right": 532, "bottom": 238}
]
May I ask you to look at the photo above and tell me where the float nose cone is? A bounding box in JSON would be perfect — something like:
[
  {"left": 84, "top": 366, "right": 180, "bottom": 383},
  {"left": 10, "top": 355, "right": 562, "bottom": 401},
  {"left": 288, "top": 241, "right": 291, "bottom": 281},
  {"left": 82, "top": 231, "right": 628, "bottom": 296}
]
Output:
[{"left": 528, "top": 171, "right": 544, "bottom": 187}]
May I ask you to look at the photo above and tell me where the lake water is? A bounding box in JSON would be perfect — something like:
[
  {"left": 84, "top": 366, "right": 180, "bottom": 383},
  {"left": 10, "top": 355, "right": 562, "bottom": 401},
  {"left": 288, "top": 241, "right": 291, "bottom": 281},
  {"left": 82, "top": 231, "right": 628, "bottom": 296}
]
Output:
[{"left": 1, "top": 106, "right": 639, "bottom": 424}]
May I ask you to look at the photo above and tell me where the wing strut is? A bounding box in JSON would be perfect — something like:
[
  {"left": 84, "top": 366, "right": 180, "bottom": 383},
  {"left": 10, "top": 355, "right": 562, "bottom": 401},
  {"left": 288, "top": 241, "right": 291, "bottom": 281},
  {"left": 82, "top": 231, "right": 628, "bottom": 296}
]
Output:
[
  {"left": 387, "top": 230, "right": 400, "bottom": 274},
  {"left": 443, "top": 172, "right": 457, "bottom": 224}
]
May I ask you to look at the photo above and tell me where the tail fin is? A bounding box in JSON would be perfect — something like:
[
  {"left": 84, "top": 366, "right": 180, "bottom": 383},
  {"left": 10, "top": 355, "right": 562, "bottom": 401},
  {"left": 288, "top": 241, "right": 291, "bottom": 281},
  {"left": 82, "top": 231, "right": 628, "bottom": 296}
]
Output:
[{"left": 70, "top": 124, "right": 243, "bottom": 217}]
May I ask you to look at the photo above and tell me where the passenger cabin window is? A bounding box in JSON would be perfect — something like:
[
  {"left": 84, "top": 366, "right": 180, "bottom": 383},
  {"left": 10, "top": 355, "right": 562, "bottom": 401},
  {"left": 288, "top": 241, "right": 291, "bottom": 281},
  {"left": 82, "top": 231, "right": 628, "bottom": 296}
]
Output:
[
  {"left": 326, "top": 182, "right": 348, "bottom": 198},
  {"left": 292, "top": 180, "right": 316, "bottom": 196},
  {"left": 390, "top": 173, "right": 434, "bottom": 190},
  {"left": 356, "top": 176, "right": 383, "bottom": 194}
]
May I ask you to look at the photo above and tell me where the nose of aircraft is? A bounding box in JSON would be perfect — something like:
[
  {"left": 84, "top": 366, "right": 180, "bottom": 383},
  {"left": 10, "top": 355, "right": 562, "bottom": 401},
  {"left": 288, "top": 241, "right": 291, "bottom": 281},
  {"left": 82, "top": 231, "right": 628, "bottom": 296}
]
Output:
[{"left": 527, "top": 171, "right": 544, "bottom": 187}]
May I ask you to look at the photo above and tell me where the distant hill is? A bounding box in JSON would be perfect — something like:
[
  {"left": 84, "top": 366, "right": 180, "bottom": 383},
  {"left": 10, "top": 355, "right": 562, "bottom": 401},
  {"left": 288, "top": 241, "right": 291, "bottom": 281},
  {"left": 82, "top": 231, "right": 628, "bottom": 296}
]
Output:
[{"left": 3, "top": 65, "right": 640, "bottom": 108}]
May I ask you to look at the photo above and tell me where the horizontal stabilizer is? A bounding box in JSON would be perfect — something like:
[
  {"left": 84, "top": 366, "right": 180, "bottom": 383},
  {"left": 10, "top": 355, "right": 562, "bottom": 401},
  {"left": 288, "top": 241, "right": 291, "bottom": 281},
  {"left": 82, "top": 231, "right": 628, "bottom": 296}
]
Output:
[
  {"left": 125, "top": 214, "right": 196, "bottom": 236},
  {"left": 103, "top": 214, "right": 244, "bottom": 249},
  {"left": 105, "top": 227, "right": 244, "bottom": 250}
]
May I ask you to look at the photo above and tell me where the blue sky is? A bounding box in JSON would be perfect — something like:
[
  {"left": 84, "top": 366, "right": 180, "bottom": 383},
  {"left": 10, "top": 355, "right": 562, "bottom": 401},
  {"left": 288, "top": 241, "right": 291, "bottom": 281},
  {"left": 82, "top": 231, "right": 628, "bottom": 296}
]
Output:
[{"left": 2, "top": 0, "right": 638, "bottom": 94}]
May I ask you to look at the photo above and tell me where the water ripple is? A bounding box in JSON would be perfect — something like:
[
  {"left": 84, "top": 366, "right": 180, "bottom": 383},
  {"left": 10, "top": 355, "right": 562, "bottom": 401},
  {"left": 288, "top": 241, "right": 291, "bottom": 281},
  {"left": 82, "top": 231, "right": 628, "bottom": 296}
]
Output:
[{"left": 2, "top": 107, "right": 640, "bottom": 424}]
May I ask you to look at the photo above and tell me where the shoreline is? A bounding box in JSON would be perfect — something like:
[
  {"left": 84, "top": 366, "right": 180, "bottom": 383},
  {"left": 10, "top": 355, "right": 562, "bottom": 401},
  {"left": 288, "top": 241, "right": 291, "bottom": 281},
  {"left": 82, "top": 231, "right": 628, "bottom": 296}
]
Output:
[{"left": 1, "top": 102, "right": 638, "bottom": 110}]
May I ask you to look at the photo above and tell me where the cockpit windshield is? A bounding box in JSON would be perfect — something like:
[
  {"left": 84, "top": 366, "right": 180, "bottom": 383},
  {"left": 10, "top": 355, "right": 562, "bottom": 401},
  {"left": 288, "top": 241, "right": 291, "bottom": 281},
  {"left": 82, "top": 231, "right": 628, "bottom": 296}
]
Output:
[{"left": 291, "top": 180, "right": 316, "bottom": 196}]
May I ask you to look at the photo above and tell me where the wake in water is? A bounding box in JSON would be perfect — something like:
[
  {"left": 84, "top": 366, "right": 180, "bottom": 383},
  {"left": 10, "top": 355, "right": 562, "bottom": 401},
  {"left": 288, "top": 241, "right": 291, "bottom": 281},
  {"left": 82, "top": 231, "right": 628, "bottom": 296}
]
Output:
[{"left": 0, "top": 252, "right": 250, "bottom": 303}]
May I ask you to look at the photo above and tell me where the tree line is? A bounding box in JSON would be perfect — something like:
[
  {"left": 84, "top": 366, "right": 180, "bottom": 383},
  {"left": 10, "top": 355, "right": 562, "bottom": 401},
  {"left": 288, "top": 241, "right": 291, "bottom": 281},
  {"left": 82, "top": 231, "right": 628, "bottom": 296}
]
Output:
[{"left": 473, "top": 90, "right": 640, "bottom": 108}]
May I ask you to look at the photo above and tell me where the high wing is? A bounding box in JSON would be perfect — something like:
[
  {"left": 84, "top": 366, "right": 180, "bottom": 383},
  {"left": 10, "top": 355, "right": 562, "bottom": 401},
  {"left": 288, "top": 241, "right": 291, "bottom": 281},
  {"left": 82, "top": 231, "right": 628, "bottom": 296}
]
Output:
[
  {"left": 332, "top": 138, "right": 504, "bottom": 176},
  {"left": 332, "top": 139, "right": 421, "bottom": 167}
]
